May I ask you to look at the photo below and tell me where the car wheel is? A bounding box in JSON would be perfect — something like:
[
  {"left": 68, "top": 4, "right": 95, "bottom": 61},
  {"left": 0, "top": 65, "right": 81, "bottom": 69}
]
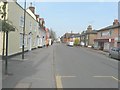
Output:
[{"left": 109, "top": 54, "right": 112, "bottom": 58}]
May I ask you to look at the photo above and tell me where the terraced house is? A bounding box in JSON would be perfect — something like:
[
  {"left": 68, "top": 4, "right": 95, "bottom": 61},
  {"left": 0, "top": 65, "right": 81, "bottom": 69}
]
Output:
[
  {"left": 0, "top": 1, "right": 47, "bottom": 56},
  {"left": 94, "top": 19, "right": 120, "bottom": 51}
]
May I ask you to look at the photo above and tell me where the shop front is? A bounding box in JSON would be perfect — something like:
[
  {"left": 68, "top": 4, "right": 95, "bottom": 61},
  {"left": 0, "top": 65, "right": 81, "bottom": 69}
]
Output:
[{"left": 94, "top": 39, "right": 114, "bottom": 51}]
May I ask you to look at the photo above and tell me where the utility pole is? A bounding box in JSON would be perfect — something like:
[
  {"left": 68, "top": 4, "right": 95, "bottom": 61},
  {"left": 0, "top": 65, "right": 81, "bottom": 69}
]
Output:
[
  {"left": 22, "top": 0, "right": 26, "bottom": 59},
  {"left": 5, "top": 30, "right": 8, "bottom": 74}
]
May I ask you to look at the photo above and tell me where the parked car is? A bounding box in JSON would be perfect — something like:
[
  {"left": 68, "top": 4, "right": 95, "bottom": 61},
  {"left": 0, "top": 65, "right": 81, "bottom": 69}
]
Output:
[
  {"left": 67, "top": 41, "right": 74, "bottom": 46},
  {"left": 109, "top": 47, "right": 120, "bottom": 60}
]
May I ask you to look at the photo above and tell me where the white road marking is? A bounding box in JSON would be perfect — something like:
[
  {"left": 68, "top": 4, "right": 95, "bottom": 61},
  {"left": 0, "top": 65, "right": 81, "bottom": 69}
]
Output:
[
  {"left": 10, "top": 58, "right": 28, "bottom": 61},
  {"left": 111, "top": 76, "right": 120, "bottom": 82},
  {"left": 61, "top": 76, "right": 76, "bottom": 78},
  {"left": 93, "top": 76, "right": 112, "bottom": 78},
  {"left": 93, "top": 76, "right": 120, "bottom": 82}
]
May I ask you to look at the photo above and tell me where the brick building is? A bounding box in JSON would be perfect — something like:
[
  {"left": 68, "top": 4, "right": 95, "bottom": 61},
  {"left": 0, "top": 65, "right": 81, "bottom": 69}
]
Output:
[{"left": 94, "top": 19, "right": 120, "bottom": 51}]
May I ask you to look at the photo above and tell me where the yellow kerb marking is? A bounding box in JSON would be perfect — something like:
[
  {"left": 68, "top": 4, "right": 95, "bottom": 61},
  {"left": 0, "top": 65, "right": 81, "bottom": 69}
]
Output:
[{"left": 56, "top": 75, "right": 63, "bottom": 88}]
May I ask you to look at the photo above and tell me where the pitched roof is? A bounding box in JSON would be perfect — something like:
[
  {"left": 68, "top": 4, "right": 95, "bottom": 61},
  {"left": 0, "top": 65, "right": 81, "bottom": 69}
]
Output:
[
  {"left": 64, "top": 33, "right": 80, "bottom": 38},
  {"left": 86, "top": 30, "right": 98, "bottom": 34},
  {"left": 98, "top": 24, "right": 120, "bottom": 32}
]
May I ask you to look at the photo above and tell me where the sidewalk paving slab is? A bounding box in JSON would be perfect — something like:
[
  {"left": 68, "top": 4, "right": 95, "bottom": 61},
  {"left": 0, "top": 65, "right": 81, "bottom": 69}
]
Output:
[{"left": 2, "top": 46, "right": 56, "bottom": 88}]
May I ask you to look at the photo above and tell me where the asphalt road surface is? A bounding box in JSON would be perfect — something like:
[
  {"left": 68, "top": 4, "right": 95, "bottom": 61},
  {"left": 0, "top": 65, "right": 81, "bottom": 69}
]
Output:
[{"left": 53, "top": 43, "right": 119, "bottom": 88}]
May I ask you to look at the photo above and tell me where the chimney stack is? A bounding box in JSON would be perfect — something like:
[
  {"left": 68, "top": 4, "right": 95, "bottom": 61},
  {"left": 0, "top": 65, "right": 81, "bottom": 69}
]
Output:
[
  {"left": 87, "top": 25, "right": 92, "bottom": 32},
  {"left": 113, "top": 19, "right": 119, "bottom": 25},
  {"left": 35, "top": 15, "right": 39, "bottom": 22},
  {"left": 29, "top": 2, "right": 35, "bottom": 14}
]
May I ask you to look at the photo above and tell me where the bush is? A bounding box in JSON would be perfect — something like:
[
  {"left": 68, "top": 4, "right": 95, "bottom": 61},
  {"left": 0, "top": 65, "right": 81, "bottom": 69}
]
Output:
[{"left": 74, "top": 38, "right": 80, "bottom": 46}]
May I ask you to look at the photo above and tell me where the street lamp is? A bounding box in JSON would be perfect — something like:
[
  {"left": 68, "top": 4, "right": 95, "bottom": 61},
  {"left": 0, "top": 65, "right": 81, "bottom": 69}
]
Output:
[
  {"left": 1, "top": 2, "right": 7, "bottom": 60},
  {"left": 22, "top": 0, "right": 26, "bottom": 59}
]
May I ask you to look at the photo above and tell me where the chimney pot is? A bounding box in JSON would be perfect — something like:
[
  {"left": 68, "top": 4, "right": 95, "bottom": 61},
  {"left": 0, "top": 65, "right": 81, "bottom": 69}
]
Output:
[{"left": 113, "top": 19, "right": 119, "bottom": 25}]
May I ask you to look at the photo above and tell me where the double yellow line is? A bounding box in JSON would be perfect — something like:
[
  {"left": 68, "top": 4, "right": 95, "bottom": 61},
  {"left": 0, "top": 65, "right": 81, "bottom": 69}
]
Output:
[{"left": 55, "top": 74, "right": 76, "bottom": 89}]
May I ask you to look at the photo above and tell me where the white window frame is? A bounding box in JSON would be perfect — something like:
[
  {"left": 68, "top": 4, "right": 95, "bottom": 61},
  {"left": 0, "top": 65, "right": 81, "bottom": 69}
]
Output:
[
  {"left": 19, "top": 33, "right": 27, "bottom": 48},
  {"left": 19, "top": 16, "right": 24, "bottom": 28}
]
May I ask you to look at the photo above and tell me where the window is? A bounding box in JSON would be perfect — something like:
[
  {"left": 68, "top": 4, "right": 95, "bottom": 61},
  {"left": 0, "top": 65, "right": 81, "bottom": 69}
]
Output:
[
  {"left": 101, "top": 32, "right": 102, "bottom": 37},
  {"left": 32, "top": 23, "right": 38, "bottom": 32},
  {"left": 30, "top": 21, "right": 32, "bottom": 32},
  {"left": 86, "top": 35, "right": 88, "bottom": 39},
  {"left": 109, "top": 29, "right": 113, "bottom": 36},
  {"left": 19, "top": 16, "right": 24, "bottom": 28},
  {"left": 20, "top": 33, "right": 27, "bottom": 48}
]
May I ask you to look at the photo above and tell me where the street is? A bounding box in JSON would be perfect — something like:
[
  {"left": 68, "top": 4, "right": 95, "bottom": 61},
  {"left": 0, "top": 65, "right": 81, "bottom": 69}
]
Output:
[
  {"left": 54, "top": 43, "right": 119, "bottom": 88},
  {"left": 2, "top": 43, "right": 119, "bottom": 88}
]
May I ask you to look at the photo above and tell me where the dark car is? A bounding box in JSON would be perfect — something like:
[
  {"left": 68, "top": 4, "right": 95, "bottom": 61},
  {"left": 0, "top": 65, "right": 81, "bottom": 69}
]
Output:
[{"left": 109, "top": 47, "right": 120, "bottom": 60}]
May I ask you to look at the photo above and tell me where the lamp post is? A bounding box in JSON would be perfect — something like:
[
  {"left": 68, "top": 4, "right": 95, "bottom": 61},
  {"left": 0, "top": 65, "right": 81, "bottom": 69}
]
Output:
[
  {"left": 22, "top": 0, "right": 26, "bottom": 59},
  {"left": 2, "top": 2, "right": 7, "bottom": 60},
  {"left": 1, "top": 2, "right": 8, "bottom": 74}
]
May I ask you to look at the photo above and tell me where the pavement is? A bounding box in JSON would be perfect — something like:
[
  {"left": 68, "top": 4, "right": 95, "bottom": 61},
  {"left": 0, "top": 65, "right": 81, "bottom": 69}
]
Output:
[
  {"left": 2, "top": 45, "right": 56, "bottom": 88},
  {"left": 84, "top": 47, "right": 109, "bottom": 56}
]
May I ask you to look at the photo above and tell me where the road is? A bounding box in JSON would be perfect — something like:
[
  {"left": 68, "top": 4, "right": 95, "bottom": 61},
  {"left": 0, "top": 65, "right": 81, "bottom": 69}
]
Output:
[
  {"left": 54, "top": 43, "right": 119, "bottom": 88},
  {"left": 2, "top": 43, "right": 119, "bottom": 89}
]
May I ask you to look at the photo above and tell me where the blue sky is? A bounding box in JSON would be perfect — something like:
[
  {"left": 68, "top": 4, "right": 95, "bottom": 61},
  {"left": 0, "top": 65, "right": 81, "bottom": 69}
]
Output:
[{"left": 18, "top": 1, "right": 118, "bottom": 37}]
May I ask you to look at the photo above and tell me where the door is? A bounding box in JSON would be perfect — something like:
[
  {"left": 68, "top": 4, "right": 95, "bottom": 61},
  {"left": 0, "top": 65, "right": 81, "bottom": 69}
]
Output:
[
  {"left": 28, "top": 34, "right": 32, "bottom": 51},
  {"left": 39, "top": 37, "right": 42, "bottom": 47}
]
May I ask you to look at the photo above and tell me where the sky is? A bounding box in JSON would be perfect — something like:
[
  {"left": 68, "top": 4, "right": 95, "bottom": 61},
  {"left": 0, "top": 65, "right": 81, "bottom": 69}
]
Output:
[{"left": 17, "top": 1, "right": 119, "bottom": 37}]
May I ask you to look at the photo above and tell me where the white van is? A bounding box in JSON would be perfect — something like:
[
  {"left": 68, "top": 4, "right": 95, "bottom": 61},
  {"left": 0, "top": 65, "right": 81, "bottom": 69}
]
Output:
[{"left": 67, "top": 41, "right": 74, "bottom": 46}]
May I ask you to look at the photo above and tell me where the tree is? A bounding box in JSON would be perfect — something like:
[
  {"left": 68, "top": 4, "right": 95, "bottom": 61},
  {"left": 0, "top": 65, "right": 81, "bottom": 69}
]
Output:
[
  {"left": 74, "top": 38, "right": 80, "bottom": 46},
  {"left": 49, "top": 28, "right": 56, "bottom": 41}
]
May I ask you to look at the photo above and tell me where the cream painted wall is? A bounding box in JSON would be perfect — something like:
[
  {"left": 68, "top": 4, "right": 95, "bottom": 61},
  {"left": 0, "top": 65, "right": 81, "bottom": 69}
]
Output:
[
  {"left": 7, "top": 2, "right": 39, "bottom": 55},
  {"left": 7, "top": 2, "right": 25, "bottom": 55},
  {"left": 26, "top": 9, "right": 36, "bottom": 20},
  {"left": 0, "top": 1, "right": 46, "bottom": 56},
  {"left": 0, "top": 32, "right": 3, "bottom": 55}
]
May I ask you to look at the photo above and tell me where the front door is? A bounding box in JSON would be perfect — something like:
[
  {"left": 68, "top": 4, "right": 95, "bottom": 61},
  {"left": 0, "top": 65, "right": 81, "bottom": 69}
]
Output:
[{"left": 28, "top": 34, "right": 32, "bottom": 51}]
